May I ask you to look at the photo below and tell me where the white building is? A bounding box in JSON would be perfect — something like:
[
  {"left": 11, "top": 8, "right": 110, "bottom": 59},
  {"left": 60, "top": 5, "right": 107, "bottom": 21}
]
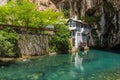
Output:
[{"left": 67, "top": 18, "right": 90, "bottom": 49}]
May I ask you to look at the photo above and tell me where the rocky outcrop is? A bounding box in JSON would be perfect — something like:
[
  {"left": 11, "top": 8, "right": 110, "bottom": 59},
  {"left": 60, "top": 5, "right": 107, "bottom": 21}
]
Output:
[
  {"left": 1, "top": 0, "right": 118, "bottom": 49},
  {"left": 82, "top": 0, "right": 120, "bottom": 49},
  {"left": 18, "top": 34, "right": 49, "bottom": 56},
  {"left": 30, "top": 0, "right": 59, "bottom": 11},
  {"left": 34, "top": 0, "right": 120, "bottom": 49}
]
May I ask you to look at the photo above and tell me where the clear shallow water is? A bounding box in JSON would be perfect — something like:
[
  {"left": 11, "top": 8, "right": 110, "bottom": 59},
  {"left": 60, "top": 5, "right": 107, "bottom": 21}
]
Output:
[{"left": 0, "top": 50, "right": 120, "bottom": 80}]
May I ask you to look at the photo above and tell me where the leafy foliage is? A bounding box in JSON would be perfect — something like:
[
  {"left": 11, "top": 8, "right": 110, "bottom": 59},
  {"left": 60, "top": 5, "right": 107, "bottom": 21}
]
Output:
[
  {"left": 0, "top": 28, "right": 18, "bottom": 57},
  {"left": 102, "top": 0, "right": 115, "bottom": 14},
  {"left": 62, "top": 9, "right": 70, "bottom": 18},
  {"left": 49, "top": 24, "right": 71, "bottom": 53},
  {"left": 0, "top": 0, "right": 70, "bottom": 55},
  {"left": 0, "top": 1, "right": 64, "bottom": 28},
  {"left": 81, "top": 15, "right": 101, "bottom": 25}
]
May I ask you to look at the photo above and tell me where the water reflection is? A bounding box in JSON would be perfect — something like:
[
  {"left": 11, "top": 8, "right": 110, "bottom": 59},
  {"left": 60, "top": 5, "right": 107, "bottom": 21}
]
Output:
[
  {"left": 74, "top": 52, "right": 84, "bottom": 71},
  {"left": 71, "top": 50, "right": 89, "bottom": 71},
  {"left": 1, "top": 50, "right": 120, "bottom": 80}
]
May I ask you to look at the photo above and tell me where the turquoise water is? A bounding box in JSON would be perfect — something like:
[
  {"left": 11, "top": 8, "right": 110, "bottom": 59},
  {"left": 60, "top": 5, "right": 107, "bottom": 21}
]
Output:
[{"left": 0, "top": 50, "right": 120, "bottom": 80}]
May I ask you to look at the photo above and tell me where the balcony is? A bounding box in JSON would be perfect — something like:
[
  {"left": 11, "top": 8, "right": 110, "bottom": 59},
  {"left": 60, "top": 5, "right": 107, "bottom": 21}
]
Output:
[{"left": 69, "top": 27, "right": 76, "bottom": 30}]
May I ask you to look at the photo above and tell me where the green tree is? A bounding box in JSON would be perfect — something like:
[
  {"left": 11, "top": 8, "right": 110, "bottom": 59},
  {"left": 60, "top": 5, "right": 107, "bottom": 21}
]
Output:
[
  {"left": 0, "top": 0, "right": 70, "bottom": 55},
  {"left": 0, "top": 1, "right": 64, "bottom": 28},
  {"left": 49, "top": 24, "right": 71, "bottom": 53}
]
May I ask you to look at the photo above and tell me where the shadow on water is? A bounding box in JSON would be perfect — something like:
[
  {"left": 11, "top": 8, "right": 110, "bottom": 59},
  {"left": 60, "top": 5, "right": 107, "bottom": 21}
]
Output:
[
  {"left": 0, "top": 60, "right": 14, "bottom": 67},
  {"left": 91, "top": 47, "right": 120, "bottom": 54}
]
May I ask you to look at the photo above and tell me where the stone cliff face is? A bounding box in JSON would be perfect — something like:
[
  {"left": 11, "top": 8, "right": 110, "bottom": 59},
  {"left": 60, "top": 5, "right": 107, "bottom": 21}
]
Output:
[
  {"left": 0, "top": 0, "right": 119, "bottom": 49},
  {"left": 18, "top": 34, "right": 49, "bottom": 56},
  {"left": 33, "top": 0, "right": 120, "bottom": 49},
  {"left": 30, "top": 0, "right": 59, "bottom": 11},
  {"left": 79, "top": 0, "right": 120, "bottom": 49}
]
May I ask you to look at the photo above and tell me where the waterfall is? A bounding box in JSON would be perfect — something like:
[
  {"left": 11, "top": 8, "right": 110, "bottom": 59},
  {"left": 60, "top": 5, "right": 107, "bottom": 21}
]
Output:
[
  {"left": 74, "top": 52, "right": 84, "bottom": 71},
  {"left": 99, "top": 7, "right": 105, "bottom": 46}
]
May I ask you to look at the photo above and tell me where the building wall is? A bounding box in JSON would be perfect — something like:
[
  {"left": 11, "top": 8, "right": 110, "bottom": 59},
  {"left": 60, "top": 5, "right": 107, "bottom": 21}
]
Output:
[
  {"left": 68, "top": 19, "right": 90, "bottom": 49},
  {"left": 75, "top": 32, "right": 88, "bottom": 48}
]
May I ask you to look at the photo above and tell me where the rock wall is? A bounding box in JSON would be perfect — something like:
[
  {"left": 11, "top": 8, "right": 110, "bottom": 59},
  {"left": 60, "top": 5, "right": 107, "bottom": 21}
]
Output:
[
  {"left": 30, "top": 0, "right": 59, "bottom": 11},
  {"left": 35, "top": 0, "right": 120, "bottom": 49},
  {"left": 82, "top": 0, "right": 120, "bottom": 49},
  {"left": 2, "top": 0, "right": 119, "bottom": 49},
  {"left": 18, "top": 34, "right": 49, "bottom": 56}
]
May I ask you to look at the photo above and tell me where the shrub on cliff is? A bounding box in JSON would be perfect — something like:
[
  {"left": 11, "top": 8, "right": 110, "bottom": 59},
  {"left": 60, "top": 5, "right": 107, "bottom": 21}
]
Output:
[
  {"left": 49, "top": 24, "right": 71, "bottom": 53},
  {"left": 0, "top": 28, "right": 18, "bottom": 57}
]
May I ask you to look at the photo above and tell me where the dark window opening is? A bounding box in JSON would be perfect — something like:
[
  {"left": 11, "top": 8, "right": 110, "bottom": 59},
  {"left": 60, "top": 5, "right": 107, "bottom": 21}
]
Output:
[
  {"left": 72, "top": 31, "right": 75, "bottom": 36},
  {"left": 72, "top": 38, "right": 75, "bottom": 46},
  {"left": 72, "top": 21, "right": 76, "bottom": 27},
  {"left": 82, "top": 33, "right": 87, "bottom": 37},
  {"left": 81, "top": 24, "right": 83, "bottom": 28}
]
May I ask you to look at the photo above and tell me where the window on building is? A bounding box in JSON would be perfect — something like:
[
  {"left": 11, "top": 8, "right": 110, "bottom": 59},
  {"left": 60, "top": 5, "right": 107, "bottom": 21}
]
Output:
[
  {"left": 76, "top": 22, "right": 79, "bottom": 27},
  {"left": 72, "top": 21, "right": 76, "bottom": 27},
  {"left": 70, "top": 21, "right": 72, "bottom": 27},
  {"left": 81, "top": 24, "right": 83, "bottom": 28},
  {"left": 72, "top": 31, "right": 75, "bottom": 36},
  {"left": 82, "top": 33, "right": 86, "bottom": 37},
  {"left": 76, "top": 23, "right": 80, "bottom": 31}
]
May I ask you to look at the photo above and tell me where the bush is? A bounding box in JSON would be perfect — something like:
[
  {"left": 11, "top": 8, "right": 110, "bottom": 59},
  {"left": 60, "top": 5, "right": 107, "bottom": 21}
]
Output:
[
  {"left": 0, "top": 27, "right": 18, "bottom": 57},
  {"left": 49, "top": 24, "right": 71, "bottom": 53}
]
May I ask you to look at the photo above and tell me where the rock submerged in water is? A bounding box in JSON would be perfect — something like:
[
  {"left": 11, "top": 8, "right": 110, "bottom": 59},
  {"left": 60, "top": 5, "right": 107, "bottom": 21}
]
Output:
[
  {"left": 27, "top": 72, "right": 45, "bottom": 80},
  {"left": 22, "top": 59, "right": 31, "bottom": 62}
]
